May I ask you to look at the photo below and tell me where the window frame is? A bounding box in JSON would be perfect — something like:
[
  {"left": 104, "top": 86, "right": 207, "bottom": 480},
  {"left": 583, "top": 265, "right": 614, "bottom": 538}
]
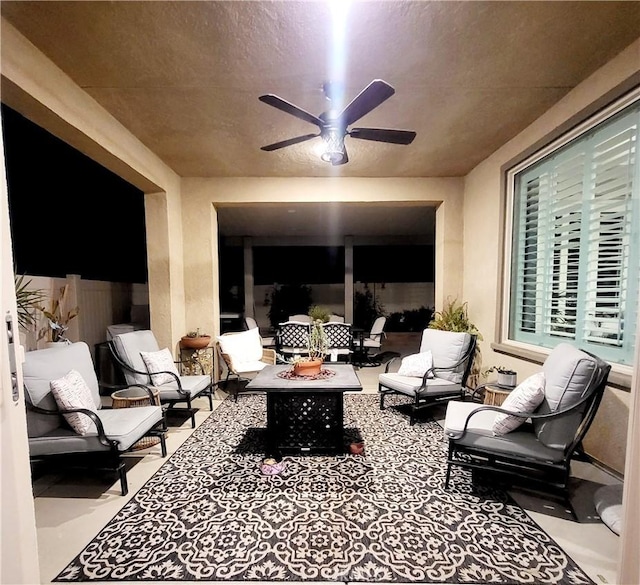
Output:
[{"left": 499, "top": 86, "right": 640, "bottom": 385}]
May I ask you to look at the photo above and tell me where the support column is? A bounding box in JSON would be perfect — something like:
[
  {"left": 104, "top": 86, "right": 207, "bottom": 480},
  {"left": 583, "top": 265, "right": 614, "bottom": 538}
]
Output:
[
  {"left": 345, "top": 236, "right": 354, "bottom": 323},
  {"left": 244, "top": 237, "right": 254, "bottom": 319}
]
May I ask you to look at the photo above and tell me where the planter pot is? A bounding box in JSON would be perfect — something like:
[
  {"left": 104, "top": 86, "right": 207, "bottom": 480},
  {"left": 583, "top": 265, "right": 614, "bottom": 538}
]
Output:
[
  {"left": 293, "top": 358, "right": 323, "bottom": 377},
  {"left": 180, "top": 335, "right": 211, "bottom": 349},
  {"left": 497, "top": 371, "right": 517, "bottom": 387}
]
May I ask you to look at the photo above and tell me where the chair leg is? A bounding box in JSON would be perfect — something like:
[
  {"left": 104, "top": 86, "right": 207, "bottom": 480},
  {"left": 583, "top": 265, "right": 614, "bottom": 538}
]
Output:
[
  {"left": 379, "top": 388, "right": 386, "bottom": 410},
  {"left": 187, "top": 396, "right": 196, "bottom": 428},
  {"left": 207, "top": 386, "right": 213, "bottom": 410},
  {"left": 159, "top": 431, "right": 167, "bottom": 457},
  {"left": 117, "top": 461, "right": 128, "bottom": 496},
  {"left": 444, "top": 443, "right": 455, "bottom": 489}
]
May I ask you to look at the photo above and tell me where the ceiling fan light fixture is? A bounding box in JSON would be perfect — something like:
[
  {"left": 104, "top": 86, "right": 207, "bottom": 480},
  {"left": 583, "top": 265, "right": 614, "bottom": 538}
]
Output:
[{"left": 320, "top": 127, "right": 346, "bottom": 165}]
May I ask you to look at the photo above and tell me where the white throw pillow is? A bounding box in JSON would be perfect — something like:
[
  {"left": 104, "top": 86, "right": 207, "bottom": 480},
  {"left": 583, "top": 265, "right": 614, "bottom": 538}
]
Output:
[
  {"left": 140, "top": 348, "right": 180, "bottom": 385},
  {"left": 217, "top": 327, "right": 263, "bottom": 363},
  {"left": 50, "top": 369, "right": 97, "bottom": 435},
  {"left": 492, "top": 372, "right": 546, "bottom": 436},
  {"left": 397, "top": 351, "right": 433, "bottom": 377}
]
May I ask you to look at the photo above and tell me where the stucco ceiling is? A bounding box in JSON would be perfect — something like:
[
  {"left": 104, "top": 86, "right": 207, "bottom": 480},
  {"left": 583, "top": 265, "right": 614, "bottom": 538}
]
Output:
[
  {"left": 2, "top": 1, "right": 640, "bottom": 180},
  {"left": 2, "top": 1, "right": 639, "bottom": 240}
]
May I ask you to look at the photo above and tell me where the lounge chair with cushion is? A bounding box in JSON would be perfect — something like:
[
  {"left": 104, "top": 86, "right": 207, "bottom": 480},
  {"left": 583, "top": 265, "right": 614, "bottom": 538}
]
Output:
[
  {"left": 443, "top": 342, "right": 610, "bottom": 512},
  {"left": 216, "top": 327, "right": 277, "bottom": 399},
  {"left": 109, "top": 329, "right": 214, "bottom": 428},
  {"left": 22, "top": 341, "right": 167, "bottom": 495},
  {"left": 379, "top": 328, "right": 477, "bottom": 425}
]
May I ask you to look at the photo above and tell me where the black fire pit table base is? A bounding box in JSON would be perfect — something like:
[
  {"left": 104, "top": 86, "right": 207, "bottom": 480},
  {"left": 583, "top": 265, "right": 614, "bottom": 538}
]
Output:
[{"left": 245, "top": 364, "right": 363, "bottom": 458}]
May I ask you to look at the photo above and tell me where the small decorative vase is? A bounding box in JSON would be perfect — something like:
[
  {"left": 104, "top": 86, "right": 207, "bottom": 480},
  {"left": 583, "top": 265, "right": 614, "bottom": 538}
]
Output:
[
  {"left": 497, "top": 371, "right": 517, "bottom": 387},
  {"left": 180, "top": 335, "right": 211, "bottom": 349},
  {"left": 293, "top": 358, "right": 323, "bottom": 377}
]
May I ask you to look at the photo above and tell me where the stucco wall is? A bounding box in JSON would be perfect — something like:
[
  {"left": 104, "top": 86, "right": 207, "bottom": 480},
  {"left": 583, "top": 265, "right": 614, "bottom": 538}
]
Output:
[
  {"left": 463, "top": 38, "right": 640, "bottom": 474},
  {"left": 181, "top": 177, "right": 464, "bottom": 339}
]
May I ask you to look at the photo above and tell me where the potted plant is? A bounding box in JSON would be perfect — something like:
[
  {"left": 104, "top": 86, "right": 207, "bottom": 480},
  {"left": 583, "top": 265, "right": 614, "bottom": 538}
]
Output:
[
  {"left": 292, "top": 319, "right": 328, "bottom": 376},
  {"left": 483, "top": 366, "right": 517, "bottom": 388},
  {"left": 428, "top": 297, "right": 483, "bottom": 387},
  {"left": 37, "top": 284, "right": 79, "bottom": 346},
  {"left": 308, "top": 305, "right": 330, "bottom": 323},
  {"left": 180, "top": 328, "right": 211, "bottom": 349}
]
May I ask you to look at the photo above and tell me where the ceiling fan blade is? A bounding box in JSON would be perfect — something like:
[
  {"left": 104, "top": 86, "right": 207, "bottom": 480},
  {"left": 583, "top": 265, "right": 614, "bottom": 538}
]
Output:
[
  {"left": 259, "top": 94, "right": 324, "bottom": 128},
  {"left": 338, "top": 79, "right": 396, "bottom": 127},
  {"left": 349, "top": 128, "right": 417, "bottom": 145},
  {"left": 260, "top": 133, "right": 319, "bottom": 151}
]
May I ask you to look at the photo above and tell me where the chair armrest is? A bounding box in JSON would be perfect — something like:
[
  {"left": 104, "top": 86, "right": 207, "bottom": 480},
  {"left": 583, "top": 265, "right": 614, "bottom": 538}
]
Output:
[
  {"left": 27, "top": 404, "right": 113, "bottom": 447},
  {"left": 452, "top": 389, "right": 602, "bottom": 441},
  {"left": 383, "top": 356, "right": 402, "bottom": 372},
  {"left": 262, "top": 348, "right": 277, "bottom": 365}
]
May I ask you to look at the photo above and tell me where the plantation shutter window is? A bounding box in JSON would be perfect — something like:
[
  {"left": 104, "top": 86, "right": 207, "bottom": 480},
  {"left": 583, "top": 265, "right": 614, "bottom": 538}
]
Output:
[{"left": 509, "top": 103, "right": 640, "bottom": 366}]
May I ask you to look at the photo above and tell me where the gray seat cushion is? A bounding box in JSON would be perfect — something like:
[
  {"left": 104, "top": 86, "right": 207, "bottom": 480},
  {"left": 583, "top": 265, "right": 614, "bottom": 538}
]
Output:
[
  {"left": 534, "top": 343, "right": 603, "bottom": 449},
  {"left": 378, "top": 372, "right": 460, "bottom": 397},
  {"left": 22, "top": 342, "right": 164, "bottom": 457},
  {"left": 23, "top": 342, "right": 102, "bottom": 437},
  {"left": 28, "top": 406, "right": 164, "bottom": 455},
  {"left": 444, "top": 401, "right": 565, "bottom": 463}
]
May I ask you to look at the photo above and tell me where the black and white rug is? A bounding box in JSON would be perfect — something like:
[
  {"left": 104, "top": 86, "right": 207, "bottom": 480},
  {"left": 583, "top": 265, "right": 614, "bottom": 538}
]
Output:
[{"left": 55, "top": 395, "right": 593, "bottom": 584}]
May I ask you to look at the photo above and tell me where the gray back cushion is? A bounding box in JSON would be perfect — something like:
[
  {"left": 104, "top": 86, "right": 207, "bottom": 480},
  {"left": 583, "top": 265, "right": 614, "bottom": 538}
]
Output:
[
  {"left": 533, "top": 343, "right": 601, "bottom": 449},
  {"left": 420, "top": 329, "right": 471, "bottom": 383},
  {"left": 23, "top": 342, "right": 101, "bottom": 437},
  {"left": 112, "top": 330, "right": 160, "bottom": 385}
]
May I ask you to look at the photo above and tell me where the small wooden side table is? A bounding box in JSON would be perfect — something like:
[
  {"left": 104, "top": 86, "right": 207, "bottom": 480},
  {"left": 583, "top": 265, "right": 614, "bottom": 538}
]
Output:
[
  {"left": 111, "top": 387, "right": 161, "bottom": 451},
  {"left": 483, "top": 383, "right": 515, "bottom": 406}
]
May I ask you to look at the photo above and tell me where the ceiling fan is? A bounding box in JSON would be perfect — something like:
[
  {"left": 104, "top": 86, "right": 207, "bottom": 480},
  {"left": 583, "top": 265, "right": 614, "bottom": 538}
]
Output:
[{"left": 259, "top": 79, "right": 417, "bottom": 165}]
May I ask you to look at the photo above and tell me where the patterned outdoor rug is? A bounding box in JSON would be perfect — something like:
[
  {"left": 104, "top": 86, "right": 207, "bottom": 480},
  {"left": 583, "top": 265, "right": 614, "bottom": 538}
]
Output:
[{"left": 55, "top": 394, "right": 593, "bottom": 584}]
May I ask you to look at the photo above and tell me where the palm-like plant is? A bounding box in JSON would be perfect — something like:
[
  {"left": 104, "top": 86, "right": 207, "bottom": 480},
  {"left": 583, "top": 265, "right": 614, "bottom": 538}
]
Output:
[
  {"left": 14, "top": 274, "right": 46, "bottom": 330},
  {"left": 37, "top": 284, "right": 79, "bottom": 343}
]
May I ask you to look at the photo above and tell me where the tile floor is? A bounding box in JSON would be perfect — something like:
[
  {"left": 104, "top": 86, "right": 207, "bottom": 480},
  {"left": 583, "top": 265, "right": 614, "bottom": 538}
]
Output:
[{"left": 31, "top": 362, "right": 622, "bottom": 585}]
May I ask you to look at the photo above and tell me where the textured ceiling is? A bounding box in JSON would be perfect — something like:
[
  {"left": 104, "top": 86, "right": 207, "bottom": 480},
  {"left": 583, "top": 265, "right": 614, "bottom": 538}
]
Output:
[
  {"left": 2, "top": 1, "right": 639, "bottom": 241},
  {"left": 2, "top": 1, "right": 640, "bottom": 180}
]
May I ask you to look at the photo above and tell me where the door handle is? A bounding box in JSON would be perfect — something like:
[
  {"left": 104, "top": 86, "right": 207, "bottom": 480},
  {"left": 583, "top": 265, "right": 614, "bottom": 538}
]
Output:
[{"left": 5, "top": 311, "right": 19, "bottom": 402}]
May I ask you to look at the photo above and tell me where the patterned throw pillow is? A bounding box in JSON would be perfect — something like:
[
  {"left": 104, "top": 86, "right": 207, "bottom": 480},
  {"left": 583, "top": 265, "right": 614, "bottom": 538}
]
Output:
[
  {"left": 492, "top": 372, "right": 546, "bottom": 436},
  {"left": 397, "top": 351, "right": 433, "bottom": 377},
  {"left": 50, "top": 369, "right": 97, "bottom": 435},
  {"left": 140, "top": 348, "right": 180, "bottom": 385}
]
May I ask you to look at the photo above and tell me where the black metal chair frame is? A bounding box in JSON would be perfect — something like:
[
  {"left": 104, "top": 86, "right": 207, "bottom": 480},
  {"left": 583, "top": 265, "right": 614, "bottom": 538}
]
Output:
[
  {"left": 275, "top": 321, "right": 311, "bottom": 357},
  {"left": 444, "top": 353, "right": 611, "bottom": 511},
  {"left": 379, "top": 335, "right": 477, "bottom": 425},
  {"left": 108, "top": 341, "right": 214, "bottom": 428}
]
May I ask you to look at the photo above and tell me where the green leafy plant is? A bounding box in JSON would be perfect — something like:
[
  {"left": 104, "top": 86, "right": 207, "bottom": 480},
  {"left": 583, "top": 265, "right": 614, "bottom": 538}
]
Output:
[
  {"left": 37, "top": 284, "right": 79, "bottom": 343},
  {"left": 186, "top": 328, "right": 209, "bottom": 338},
  {"left": 483, "top": 365, "right": 516, "bottom": 377},
  {"left": 14, "top": 274, "right": 46, "bottom": 330},
  {"left": 308, "top": 305, "right": 330, "bottom": 323},
  {"left": 429, "top": 298, "right": 483, "bottom": 387}
]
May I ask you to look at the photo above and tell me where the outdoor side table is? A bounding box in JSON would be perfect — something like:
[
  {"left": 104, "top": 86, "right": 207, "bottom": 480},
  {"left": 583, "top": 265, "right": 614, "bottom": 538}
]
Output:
[
  {"left": 483, "top": 383, "right": 515, "bottom": 406},
  {"left": 111, "top": 387, "right": 161, "bottom": 450}
]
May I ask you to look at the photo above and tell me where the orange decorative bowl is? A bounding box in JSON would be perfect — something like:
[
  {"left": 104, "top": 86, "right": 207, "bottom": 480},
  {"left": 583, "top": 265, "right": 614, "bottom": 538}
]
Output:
[{"left": 180, "top": 335, "right": 211, "bottom": 349}]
